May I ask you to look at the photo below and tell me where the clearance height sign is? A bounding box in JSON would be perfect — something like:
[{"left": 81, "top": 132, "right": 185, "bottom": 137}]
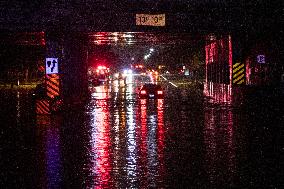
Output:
[{"left": 136, "top": 14, "right": 165, "bottom": 26}]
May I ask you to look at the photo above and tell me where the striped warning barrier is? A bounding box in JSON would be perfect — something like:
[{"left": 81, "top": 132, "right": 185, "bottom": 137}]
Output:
[
  {"left": 36, "top": 100, "right": 50, "bottom": 114},
  {"left": 233, "top": 62, "right": 245, "bottom": 84},
  {"left": 46, "top": 74, "right": 60, "bottom": 99}
]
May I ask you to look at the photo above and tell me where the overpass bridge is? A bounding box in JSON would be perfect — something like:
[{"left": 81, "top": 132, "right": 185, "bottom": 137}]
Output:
[{"left": 1, "top": 1, "right": 283, "bottom": 110}]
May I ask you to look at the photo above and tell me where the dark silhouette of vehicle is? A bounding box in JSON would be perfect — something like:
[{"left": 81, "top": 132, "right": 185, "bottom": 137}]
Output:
[{"left": 139, "top": 83, "right": 164, "bottom": 99}]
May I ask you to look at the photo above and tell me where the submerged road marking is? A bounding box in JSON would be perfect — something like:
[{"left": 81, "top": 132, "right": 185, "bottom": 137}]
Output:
[
  {"left": 160, "top": 75, "right": 178, "bottom": 87},
  {"left": 169, "top": 82, "right": 178, "bottom": 88},
  {"left": 160, "top": 75, "right": 168, "bottom": 81}
]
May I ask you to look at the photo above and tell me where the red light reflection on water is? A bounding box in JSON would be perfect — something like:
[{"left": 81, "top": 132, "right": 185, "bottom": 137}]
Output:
[
  {"left": 139, "top": 99, "right": 148, "bottom": 186},
  {"left": 91, "top": 86, "right": 109, "bottom": 99},
  {"left": 138, "top": 99, "right": 165, "bottom": 188},
  {"left": 157, "top": 99, "right": 165, "bottom": 187},
  {"left": 226, "top": 110, "right": 236, "bottom": 180},
  {"left": 91, "top": 100, "right": 112, "bottom": 188},
  {"left": 125, "top": 88, "right": 138, "bottom": 187},
  {"left": 204, "top": 107, "right": 236, "bottom": 186}
]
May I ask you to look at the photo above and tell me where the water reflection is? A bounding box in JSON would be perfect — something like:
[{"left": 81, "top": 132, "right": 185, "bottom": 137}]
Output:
[
  {"left": 157, "top": 99, "right": 165, "bottom": 187},
  {"left": 90, "top": 99, "right": 112, "bottom": 188},
  {"left": 139, "top": 99, "right": 165, "bottom": 188},
  {"left": 204, "top": 106, "right": 236, "bottom": 188},
  {"left": 139, "top": 99, "right": 148, "bottom": 187},
  {"left": 36, "top": 115, "right": 62, "bottom": 189},
  {"left": 87, "top": 80, "right": 166, "bottom": 188},
  {"left": 125, "top": 80, "right": 138, "bottom": 188},
  {"left": 16, "top": 91, "right": 20, "bottom": 125},
  {"left": 91, "top": 85, "right": 110, "bottom": 99},
  {"left": 112, "top": 79, "right": 127, "bottom": 188},
  {"left": 1, "top": 79, "right": 281, "bottom": 188},
  {"left": 147, "top": 113, "right": 158, "bottom": 187}
]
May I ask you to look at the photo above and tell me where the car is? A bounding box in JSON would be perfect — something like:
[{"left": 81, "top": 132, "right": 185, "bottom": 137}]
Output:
[{"left": 138, "top": 83, "right": 164, "bottom": 99}]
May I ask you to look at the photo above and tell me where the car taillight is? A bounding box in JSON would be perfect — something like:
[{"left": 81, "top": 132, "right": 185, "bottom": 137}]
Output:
[
  {"left": 157, "top": 90, "right": 163, "bottom": 95},
  {"left": 140, "top": 90, "right": 147, "bottom": 94}
]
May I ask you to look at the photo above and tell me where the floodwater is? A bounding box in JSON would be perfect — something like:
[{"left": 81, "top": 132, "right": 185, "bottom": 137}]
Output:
[{"left": 0, "top": 78, "right": 283, "bottom": 189}]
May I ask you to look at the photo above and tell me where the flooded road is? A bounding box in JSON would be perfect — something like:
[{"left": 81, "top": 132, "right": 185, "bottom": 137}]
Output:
[{"left": 0, "top": 78, "right": 283, "bottom": 189}]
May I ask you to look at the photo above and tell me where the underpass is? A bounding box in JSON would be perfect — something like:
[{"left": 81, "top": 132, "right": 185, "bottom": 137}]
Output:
[{"left": 1, "top": 1, "right": 283, "bottom": 188}]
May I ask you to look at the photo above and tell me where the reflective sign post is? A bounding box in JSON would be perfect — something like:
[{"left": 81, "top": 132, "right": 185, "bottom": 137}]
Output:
[{"left": 36, "top": 32, "right": 63, "bottom": 115}]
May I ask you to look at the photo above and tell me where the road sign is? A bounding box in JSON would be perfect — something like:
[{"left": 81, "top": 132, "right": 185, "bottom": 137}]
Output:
[
  {"left": 257, "top": 55, "right": 265, "bottom": 64},
  {"left": 136, "top": 14, "right": 165, "bottom": 26},
  {"left": 45, "top": 58, "right": 58, "bottom": 74}
]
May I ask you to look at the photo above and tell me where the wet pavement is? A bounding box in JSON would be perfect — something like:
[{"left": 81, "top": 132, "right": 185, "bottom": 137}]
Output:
[{"left": 0, "top": 78, "right": 283, "bottom": 189}]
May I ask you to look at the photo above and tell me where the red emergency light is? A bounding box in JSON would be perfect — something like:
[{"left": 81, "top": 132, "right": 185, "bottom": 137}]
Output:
[{"left": 97, "top": 66, "right": 107, "bottom": 70}]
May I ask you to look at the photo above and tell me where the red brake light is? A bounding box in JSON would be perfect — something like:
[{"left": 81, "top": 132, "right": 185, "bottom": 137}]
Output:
[
  {"left": 140, "top": 90, "right": 147, "bottom": 95},
  {"left": 157, "top": 90, "right": 163, "bottom": 95}
]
